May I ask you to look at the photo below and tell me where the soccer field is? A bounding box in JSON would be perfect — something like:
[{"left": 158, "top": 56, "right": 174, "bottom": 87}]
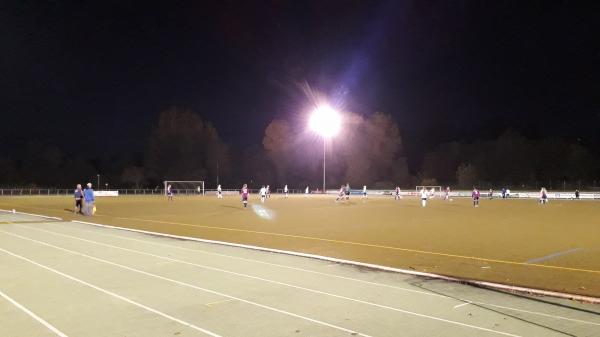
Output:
[{"left": 1, "top": 194, "right": 599, "bottom": 298}]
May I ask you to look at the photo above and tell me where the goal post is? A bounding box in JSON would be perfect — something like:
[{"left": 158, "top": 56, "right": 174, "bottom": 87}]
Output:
[{"left": 164, "top": 181, "right": 205, "bottom": 196}]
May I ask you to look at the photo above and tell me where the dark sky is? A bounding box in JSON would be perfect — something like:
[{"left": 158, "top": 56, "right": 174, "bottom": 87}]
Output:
[{"left": 2, "top": 0, "right": 600, "bottom": 168}]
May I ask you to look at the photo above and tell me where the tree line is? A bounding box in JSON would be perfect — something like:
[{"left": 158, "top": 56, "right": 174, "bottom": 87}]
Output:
[{"left": 1, "top": 107, "right": 598, "bottom": 190}]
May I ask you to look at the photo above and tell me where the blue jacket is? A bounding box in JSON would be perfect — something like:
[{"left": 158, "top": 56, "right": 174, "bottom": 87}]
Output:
[{"left": 84, "top": 188, "right": 95, "bottom": 202}]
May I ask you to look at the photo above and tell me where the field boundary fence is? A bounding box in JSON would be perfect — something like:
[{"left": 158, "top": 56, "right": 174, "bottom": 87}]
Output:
[{"left": 2, "top": 188, "right": 600, "bottom": 200}]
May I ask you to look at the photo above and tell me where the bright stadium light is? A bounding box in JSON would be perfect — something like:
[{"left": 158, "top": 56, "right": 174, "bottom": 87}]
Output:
[
  {"left": 309, "top": 105, "right": 341, "bottom": 138},
  {"left": 309, "top": 104, "right": 341, "bottom": 193}
]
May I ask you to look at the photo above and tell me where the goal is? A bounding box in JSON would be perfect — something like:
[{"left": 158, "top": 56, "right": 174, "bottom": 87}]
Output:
[{"left": 164, "top": 181, "right": 205, "bottom": 196}]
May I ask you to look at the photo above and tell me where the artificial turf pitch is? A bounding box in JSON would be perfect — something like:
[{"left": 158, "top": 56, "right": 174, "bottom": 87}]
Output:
[{"left": 1, "top": 194, "right": 598, "bottom": 298}]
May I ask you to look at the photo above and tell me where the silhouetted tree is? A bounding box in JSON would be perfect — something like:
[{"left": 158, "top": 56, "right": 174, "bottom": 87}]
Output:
[
  {"left": 145, "top": 107, "right": 230, "bottom": 187},
  {"left": 456, "top": 163, "right": 478, "bottom": 188},
  {"left": 121, "top": 166, "right": 146, "bottom": 188}
]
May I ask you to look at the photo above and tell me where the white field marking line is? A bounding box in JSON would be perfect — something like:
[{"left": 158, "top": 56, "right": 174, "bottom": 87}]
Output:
[
  {"left": 57, "top": 229, "right": 600, "bottom": 327},
  {"left": 205, "top": 299, "right": 236, "bottom": 307},
  {"left": 453, "top": 302, "right": 471, "bottom": 309},
  {"left": 70, "top": 220, "right": 600, "bottom": 305},
  {"left": 0, "top": 289, "right": 69, "bottom": 337},
  {"left": 19, "top": 225, "right": 524, "bottom": 336},
  {"left": 0, "top": 209, "right": 62, "bottom": 221},
  {"left": 526, "top": 248, "right": 583, "bottom": 264},
  {"left": 0, "top": 247, "right": 221, "bottom": 337},
  {"left": 0, "top": 231, "right": 371, "bottom": 337}
]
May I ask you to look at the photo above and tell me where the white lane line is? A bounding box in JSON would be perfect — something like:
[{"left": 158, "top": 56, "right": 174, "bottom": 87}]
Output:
[
  {"left": 70, "top": 220, "right": 600, "bottom": 304},
  {"left": 205, "top": 299, "right": 236, "bottom": 307},
  {"left": 0, "top": 289, "right": 69, "bottom": 337},
  {"left": 14, "top": 226, "right": 522, "bottom": 337},
  {"left": 55, "top": 222, "right": 600, "bottom": 326},
  {"left": 0, "top": 230, "right": 371, "bottom": 337},
  {"left": 453, "top": 302, "right": 471, "bottom": 309},
  {"left": 0, "top": 247, "right": 222, "bottom": 337},
  {"left": 526, "top": 248, "right": 583, "bottom": 264}
]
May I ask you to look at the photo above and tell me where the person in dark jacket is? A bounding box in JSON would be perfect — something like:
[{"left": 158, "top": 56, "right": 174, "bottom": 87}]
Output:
[{"left": 74, "top": 184, "right": 84, "bottom": 214}]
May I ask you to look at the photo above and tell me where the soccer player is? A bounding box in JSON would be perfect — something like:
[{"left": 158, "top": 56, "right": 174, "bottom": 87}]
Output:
[
  {"left": 345, "top": 183, "right": 350, "bottom": 200},
  {"left": 335, "top": 185, "right": 345, "bottom": 202},
  {"left": 489, "top": 188, "right": 493, "bottom": 200},
  {"left": 260, "top": 185, "right": 267, "bottom": 203},
  {"left": 284, "top": 185, "right": 289, "bottom": 198},
  {"left": 266, "top": 185, "right": 271, "bottom": 198},
  {"left": 74, "top": 184, "right": 84, "bottom": 214},
  {"left": 305, "top": 186, "right": 309, "bottom": 196},
  {"left": 575, "top": 189, "right": 580, "bottom": 200},
  {"left": 241, "top": 184, "right": 249, "bottom": 208},
  {"left": 217, "top": 184, "right": 223, "bottom": 198},
  {"left": 429, "top": 187, "right": 436, "bottom": 199},
  {"left": 472, "top": 187, "right": 480, "bottom": 207},
  {"left": 540, "top": 187, "right": 548, "bottom": 205},
  {"left": 362, "top": 185, "right": 367, "bottom": 200},
  {"left": 420, "top": 187, "right": 428, "bottom": 207},
  {"left": 444, "top": 186, "right": 450, "bottom": 201},
  {"left": 167, "top": 184, "right": 173, "bottom": 201},
  {"left": 394, "top": 186, "right": 402, "bottom": 200}
]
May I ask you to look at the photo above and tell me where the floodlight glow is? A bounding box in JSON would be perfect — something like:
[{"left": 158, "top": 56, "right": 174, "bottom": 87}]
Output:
[{"left": 309, "top": 105, "right": 341, "bottom": 138}]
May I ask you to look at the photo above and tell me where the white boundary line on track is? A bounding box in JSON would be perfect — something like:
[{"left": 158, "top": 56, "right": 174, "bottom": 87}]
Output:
[
  {"left": 0, "top": 289, "right": 69, "bottom": 337},
  {"left": 72, "top": 220, "right": 600, "bottom": 304},
  {"left": 0, "top": 230, "right": 372, "bottom": 337},
  {"left": 0, "top": 209, "right": 62, "bottom": 221},
  {"left": 48, "top": 222, "right": 600, "bottom": 326},
  {"left": 0, "top": 247, "right": 222, "bottom": 337},
  {"left": 18, "top": 225, "right": 531, "bottom": 336}
]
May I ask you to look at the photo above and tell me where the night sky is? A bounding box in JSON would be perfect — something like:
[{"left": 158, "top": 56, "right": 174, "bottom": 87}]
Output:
[{"left": 2, "top": 1, "right": 600, "bottom": 169}]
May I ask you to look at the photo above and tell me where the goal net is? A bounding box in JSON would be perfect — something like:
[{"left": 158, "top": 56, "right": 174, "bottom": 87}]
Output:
[
  {"left": 164, "top": 181, "right": 204, "bottom": 196},
  {"left": 415, "top": 185, "right": 442, "bottom": 197}
]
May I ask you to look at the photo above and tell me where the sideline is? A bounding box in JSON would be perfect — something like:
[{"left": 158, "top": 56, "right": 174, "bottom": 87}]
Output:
[{"left": 72, "top": 220, "right": 600, "bottom": 304}]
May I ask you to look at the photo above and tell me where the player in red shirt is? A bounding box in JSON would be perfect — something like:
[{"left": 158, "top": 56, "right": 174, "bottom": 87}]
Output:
[
  {"left": 241, "top": 184, "right": 249, "bottom": 208},
  {"left": 472, "top": 187, "right": 480, "bottom": 207}
]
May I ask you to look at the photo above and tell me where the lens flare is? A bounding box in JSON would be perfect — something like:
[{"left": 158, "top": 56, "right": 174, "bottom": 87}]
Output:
[{"left": 309, "top": 105, "right": 341, "bottom": 138}]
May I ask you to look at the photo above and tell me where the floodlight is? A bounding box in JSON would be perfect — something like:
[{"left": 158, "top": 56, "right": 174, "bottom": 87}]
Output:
[{"left": 309, "top": 105, "right": 341, "bottom": 138}]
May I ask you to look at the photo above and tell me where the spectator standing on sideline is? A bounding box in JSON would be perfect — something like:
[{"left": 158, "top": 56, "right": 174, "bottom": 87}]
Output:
[
  {"left": 83, "top": 183, "right": 95, "bottom": 216},
  {"left": 74, "top": 184, "right": 84, "bottom": 214}
]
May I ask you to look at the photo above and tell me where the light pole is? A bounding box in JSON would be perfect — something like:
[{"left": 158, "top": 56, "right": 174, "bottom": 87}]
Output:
[
  {"left": 309, "top": 105, "right": 341, "bottom": 193},
  {"left": 97, "top": 174, "right": 100, "bottom": 189}
]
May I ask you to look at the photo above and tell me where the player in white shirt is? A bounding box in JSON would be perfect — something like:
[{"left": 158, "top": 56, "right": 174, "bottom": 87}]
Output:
[
  {"left": 420, "top": 188, "right": 428, "bottom": 207},
  {"left": 335, "top": 185, "right": 345, "bottom": 202},
  {"left": 394, "top": 186, "right": 402, "bottom": 200},
  {"left": 217, "top": 184, "right": 223, "bottom": 198},
  {"left": 429, "top": 187, "right": 436, "bottom": 199},
  {"left": 305, "top": 186, "right": 309, "bottom": 197},
  {"left": 444, "top": 186, "right": 450, "bottom": 201},
  {"left": 260, "top": 186, "right": 267, "bottom": 203},
  {"left": 266, "top": 185, "right": 271, "bottom": 198},
  {"left": 362, "top": 185, "right": 367, "bottom": 200},
  {"left": 284, "top": 185, "right": 289, "bottom": 198},
  {"left": 167, "top": 184, "right": 173, "bottom": 202},
  {"left": 540, "top": 187, "right": 548, "bottom": 204}
]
